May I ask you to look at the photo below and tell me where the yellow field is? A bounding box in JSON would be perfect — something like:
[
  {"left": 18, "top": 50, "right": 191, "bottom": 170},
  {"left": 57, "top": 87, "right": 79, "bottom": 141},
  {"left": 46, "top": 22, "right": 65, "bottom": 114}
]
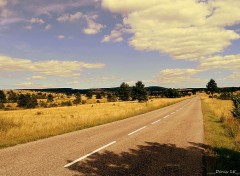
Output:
[{"left": 0, "top": 97, "right": 187, "bottom": 148}]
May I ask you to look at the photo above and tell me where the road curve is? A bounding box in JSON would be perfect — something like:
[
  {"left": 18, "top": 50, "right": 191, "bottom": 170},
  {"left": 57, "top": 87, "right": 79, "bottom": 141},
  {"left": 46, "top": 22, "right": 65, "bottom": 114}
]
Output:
[{"left": 0, "top": 96, "right": 204, "bottom": 176}]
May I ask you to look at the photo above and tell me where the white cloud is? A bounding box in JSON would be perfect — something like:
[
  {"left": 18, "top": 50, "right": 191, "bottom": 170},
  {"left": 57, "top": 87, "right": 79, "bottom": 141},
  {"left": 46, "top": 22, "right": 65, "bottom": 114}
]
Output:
[
  {"left": 45, "top": 24, "right": 52, "bottom": 30},
  {"left": 25, "top": 25, "right": 32, "bottom": 30},
  {"left": 31, "top": 76, "right": 46, "bottom": 80},
  {"left": 0, "top": 0, "right": 7, "bottom": 7},
  {"left": 83, "top": 15, "right": 105, "bottom": 35},
  {"left": 102, "top": 0, "right": 240, "bottom": 60},
  {"left": 57, "top": 12, "right": 82, "bottom": 22},
  {"left": 67, "top": 81, "right": 79, "bottom": 85},
  {"left": 0, "top": 17, "right": 24, "bottom": 26},
  {"left": 30, "top": 17, "right": 44, "bottom": 24},
  {"left": 0, "top": 9, "right": 12, "bottom": 17},
  {"left": 0, "top": 55, "right": 105, "bottom": 77},
  {"left": 15, "top": 82, "right": 55, "bottom": 89},
  {"left": 200, "top": 55, "right": 240, "bottom": 70},
  {"left": 102, "top": 23, "right": 131, "bottom": 43},
  {"left": 57, "top": 35, "right": 65, "bottom": 40},
  {"left": 33, "top": 1, "right": 99, "bottom": 16}
]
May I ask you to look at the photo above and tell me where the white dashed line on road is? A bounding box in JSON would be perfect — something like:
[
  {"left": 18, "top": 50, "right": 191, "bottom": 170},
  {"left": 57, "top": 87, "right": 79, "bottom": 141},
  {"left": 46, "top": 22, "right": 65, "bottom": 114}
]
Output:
[
  {"left": 128, "top": 126, "right": 147, "bottom": 136},
  {"left": 64, "top": 141, "right": 117, "bottom": 168},
  {"left": 151, "top": 119, "right": 161, "bottom": 124}
]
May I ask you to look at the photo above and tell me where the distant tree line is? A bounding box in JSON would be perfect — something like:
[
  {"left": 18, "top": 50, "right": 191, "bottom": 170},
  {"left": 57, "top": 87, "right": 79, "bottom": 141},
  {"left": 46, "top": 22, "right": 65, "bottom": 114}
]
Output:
[{"left": 0, "top": 79, "right": 239, "bottom": 110}]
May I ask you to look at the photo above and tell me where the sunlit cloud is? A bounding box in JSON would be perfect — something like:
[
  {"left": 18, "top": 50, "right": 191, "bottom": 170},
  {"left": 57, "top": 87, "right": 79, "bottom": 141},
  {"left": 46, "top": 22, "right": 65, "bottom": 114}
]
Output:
[
  {"left": 83, "top": 15, "right": 105, "bottom": 35},
  {"left": 102, "top": 0, "right": 240, "bottom": 60},
  {"left": 0, "top": 55, "right": 105, "bottom": 77}
]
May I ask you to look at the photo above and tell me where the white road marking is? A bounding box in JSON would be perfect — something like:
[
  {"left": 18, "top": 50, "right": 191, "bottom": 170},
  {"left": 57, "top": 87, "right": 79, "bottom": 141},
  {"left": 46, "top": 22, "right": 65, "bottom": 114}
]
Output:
[
  {"left": 128, "top": 126, "right": 146, "bottom": 136},
  {"left": 163, "top": 115, "right": 169, "bottom": 119},
  {"left": 151, "top": 119, "right": 161, "bottom": 124},
  {"left": 64, "top": 141, "right": 117, "bottom": 168}
]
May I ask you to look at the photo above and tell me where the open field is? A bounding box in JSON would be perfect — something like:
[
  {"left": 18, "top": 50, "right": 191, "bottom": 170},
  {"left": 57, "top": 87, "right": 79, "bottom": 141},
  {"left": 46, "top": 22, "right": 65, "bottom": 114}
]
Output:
[
  {"left": 201, "top": 95, "right": 240, "bottom": 172},
  {"left": 0, "top": 97, "right": 187, "bottom": 148}
]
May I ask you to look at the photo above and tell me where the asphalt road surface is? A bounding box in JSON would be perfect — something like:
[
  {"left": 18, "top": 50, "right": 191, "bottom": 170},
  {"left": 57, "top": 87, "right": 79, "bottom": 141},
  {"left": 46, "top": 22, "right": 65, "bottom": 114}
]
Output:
[{"left": 0, "top": 96, "right": 204, "bottom": 176}]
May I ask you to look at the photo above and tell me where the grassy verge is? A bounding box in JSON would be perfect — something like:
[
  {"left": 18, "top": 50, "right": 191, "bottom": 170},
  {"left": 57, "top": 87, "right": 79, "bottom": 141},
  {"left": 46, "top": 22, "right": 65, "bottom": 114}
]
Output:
[
  {"left": 0, "top": 97, "right": 187, "bottom": 149},
  {"left": 201, "top": 97, "right": 240, "bottom": 174}
]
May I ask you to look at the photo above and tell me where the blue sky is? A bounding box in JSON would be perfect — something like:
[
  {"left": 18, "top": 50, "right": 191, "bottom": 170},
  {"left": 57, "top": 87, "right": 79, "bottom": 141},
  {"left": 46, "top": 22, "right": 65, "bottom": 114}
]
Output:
[{"left": 0, "top": 0, "right": 239, "bottom": 89}]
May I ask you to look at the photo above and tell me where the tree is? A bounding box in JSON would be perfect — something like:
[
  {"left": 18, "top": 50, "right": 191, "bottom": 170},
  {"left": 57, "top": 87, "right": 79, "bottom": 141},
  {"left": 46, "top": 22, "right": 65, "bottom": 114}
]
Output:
[
  {"left": 96, "top": 93, "right": 102, "bottom": 99},
  {"left": 206, "top": 79, "right": 218, "bottom": 98},
  {"left": 47, "top": 94, "right": 54, "bottom": 102},
  {"left": 163, "top": 89, "right": 180, "bottom": 98},
  {"left": 118, "top": 82, "right": 131, "bottom": 101},
  {"left": 107, "top": 93, "right": 117, "bottom": 102},
  {"left": 0, "top": 90, "right": 6, "bottom": 103},
  {"left": 17, "top": 94, "right": 38, "bottom": 109},
  {"left": 86, "top": 91, "right": 93, "bottom": 99},
  {"left": 132, "top": 81, "right": 148, "bottom": 102},
  {"left": 8, "top": 90, "right": 18, "bottom": 102},
  {"left": 73, "top": 92, "right": 81, "bottom": 105}
]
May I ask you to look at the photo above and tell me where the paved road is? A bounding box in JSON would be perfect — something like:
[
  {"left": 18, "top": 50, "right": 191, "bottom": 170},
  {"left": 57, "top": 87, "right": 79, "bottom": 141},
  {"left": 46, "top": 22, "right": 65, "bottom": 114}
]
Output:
[{"left": 0, "top": 96, "right": 204, "bottom": 176}]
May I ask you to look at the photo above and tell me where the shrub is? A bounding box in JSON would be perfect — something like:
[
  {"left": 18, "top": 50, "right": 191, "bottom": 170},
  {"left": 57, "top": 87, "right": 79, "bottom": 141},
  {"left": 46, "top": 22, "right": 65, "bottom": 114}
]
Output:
[
  {"left": 232, "top": 94, "right": 240, "bottom": 119},
  {"left": 17, "top": 94, "right": 38, "bottom": 109},
  {"left": 48, "top": 103, "right": 58, "bottom": 108},
  {"left": 218, "top": 92, "right": 233, "bottom": 100},
  {"left": 0, "top": 90, "right": 6, "bottom": 103},
  {"left": 47, "top": 94, "right": 54, "bottom": 102},
  {"left": 0, "top": 103, "right": 4, "bottom": 109},
  {"left": 96, "top": 93, "right": 102, "bottom": 99},
  {"left": 61, "top": 101, "right": 72, "bottom": 107},
  {"left": 107, "top": 93, "right": 117, "bottom": 102},
  {"left": 73, "top": 93, "right": 81, "bottom": 105}
]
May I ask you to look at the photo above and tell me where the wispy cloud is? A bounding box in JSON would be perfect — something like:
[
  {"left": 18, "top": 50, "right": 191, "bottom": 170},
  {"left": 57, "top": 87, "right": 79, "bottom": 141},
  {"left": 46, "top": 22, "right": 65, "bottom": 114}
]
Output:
[
  {"left": 83, "top": 15, "right": 105, "bottom": 35},
  {"left": 32, "top": 1, "right": 100, "bottom": 16},
  {"left": 57, "top": 35, "right": 65, "bottom": 40},
  {"left": 45, "top": 24, "right": 52, "bottom": 30},
  {"left": 15, "top": 82, "right": 55, "bottom": 89},
  {"left": 102, "top": 23, "right": 131, "bottom": 43},
  {"left": 57, "top": 12, "right": 82, "bottom": 22},
  {"left": 0, "top": 55, "right": 105, "bottom": 77},
  {"left": 30, "top": 17, "right": 44, "bottom": 24}
]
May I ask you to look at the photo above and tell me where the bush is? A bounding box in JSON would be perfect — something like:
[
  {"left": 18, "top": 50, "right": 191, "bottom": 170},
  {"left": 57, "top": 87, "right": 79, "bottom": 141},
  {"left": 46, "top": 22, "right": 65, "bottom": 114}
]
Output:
[
  {"left": 107, "top": 93, "right": 117, "bottom": 102},
  {"left": 48, "top": 103, "right": 58, "bottom": 108},
  {"left": 39, "top": 101, "right": 48, "bottom": 108},
  {"left": 61, "top": 101, "right": 72, "bottom": 107},
  {"left": 47, "top": 94, "right": 54, "bottom": 102},
  {"left": 218, "top": 92, "right": 233, "bottom": 100},
  {"left": 0, "top": 90, "right": 6, "bottom": 103},
  {"left": 0, "top": 103, "right": 5, "bottom": 109},
  {"left": 232, "top": 94, "right": 240, "bottom": 119},
  {"left": 96, "top": 93, "right": 102, "bottom": 99},
  {"left": 17, "top": 94, "right": 38, "bottom": 109}
]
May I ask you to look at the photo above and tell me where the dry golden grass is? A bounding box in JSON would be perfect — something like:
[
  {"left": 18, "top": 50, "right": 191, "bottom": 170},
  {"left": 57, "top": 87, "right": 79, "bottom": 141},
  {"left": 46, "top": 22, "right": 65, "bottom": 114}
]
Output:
[
  {"left": 0, "top": 97, "right": 187, "bottom": 148},
  {"left": 201, "top": 95, "right": 240, "bottom": 172}
]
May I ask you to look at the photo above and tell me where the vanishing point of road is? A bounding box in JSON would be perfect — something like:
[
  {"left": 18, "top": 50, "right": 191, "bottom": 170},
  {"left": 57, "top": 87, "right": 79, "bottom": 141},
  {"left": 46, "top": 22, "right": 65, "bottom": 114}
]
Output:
[{"left": 0, "top": 96, "right": 204, "bottom": 176}]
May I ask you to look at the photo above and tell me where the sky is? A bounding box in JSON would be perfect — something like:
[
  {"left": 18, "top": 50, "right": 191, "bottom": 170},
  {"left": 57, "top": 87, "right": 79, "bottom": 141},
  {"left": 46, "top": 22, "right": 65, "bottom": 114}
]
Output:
[{"left": 0, "top": 0, "right": 240, "bottom": 89}]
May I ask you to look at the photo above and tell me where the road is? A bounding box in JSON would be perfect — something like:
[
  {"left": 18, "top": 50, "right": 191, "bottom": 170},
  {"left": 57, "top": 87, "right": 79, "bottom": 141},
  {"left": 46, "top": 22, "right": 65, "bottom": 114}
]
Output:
[{"left": 0, "top": 96, "right": 204, "bottom": 176}]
